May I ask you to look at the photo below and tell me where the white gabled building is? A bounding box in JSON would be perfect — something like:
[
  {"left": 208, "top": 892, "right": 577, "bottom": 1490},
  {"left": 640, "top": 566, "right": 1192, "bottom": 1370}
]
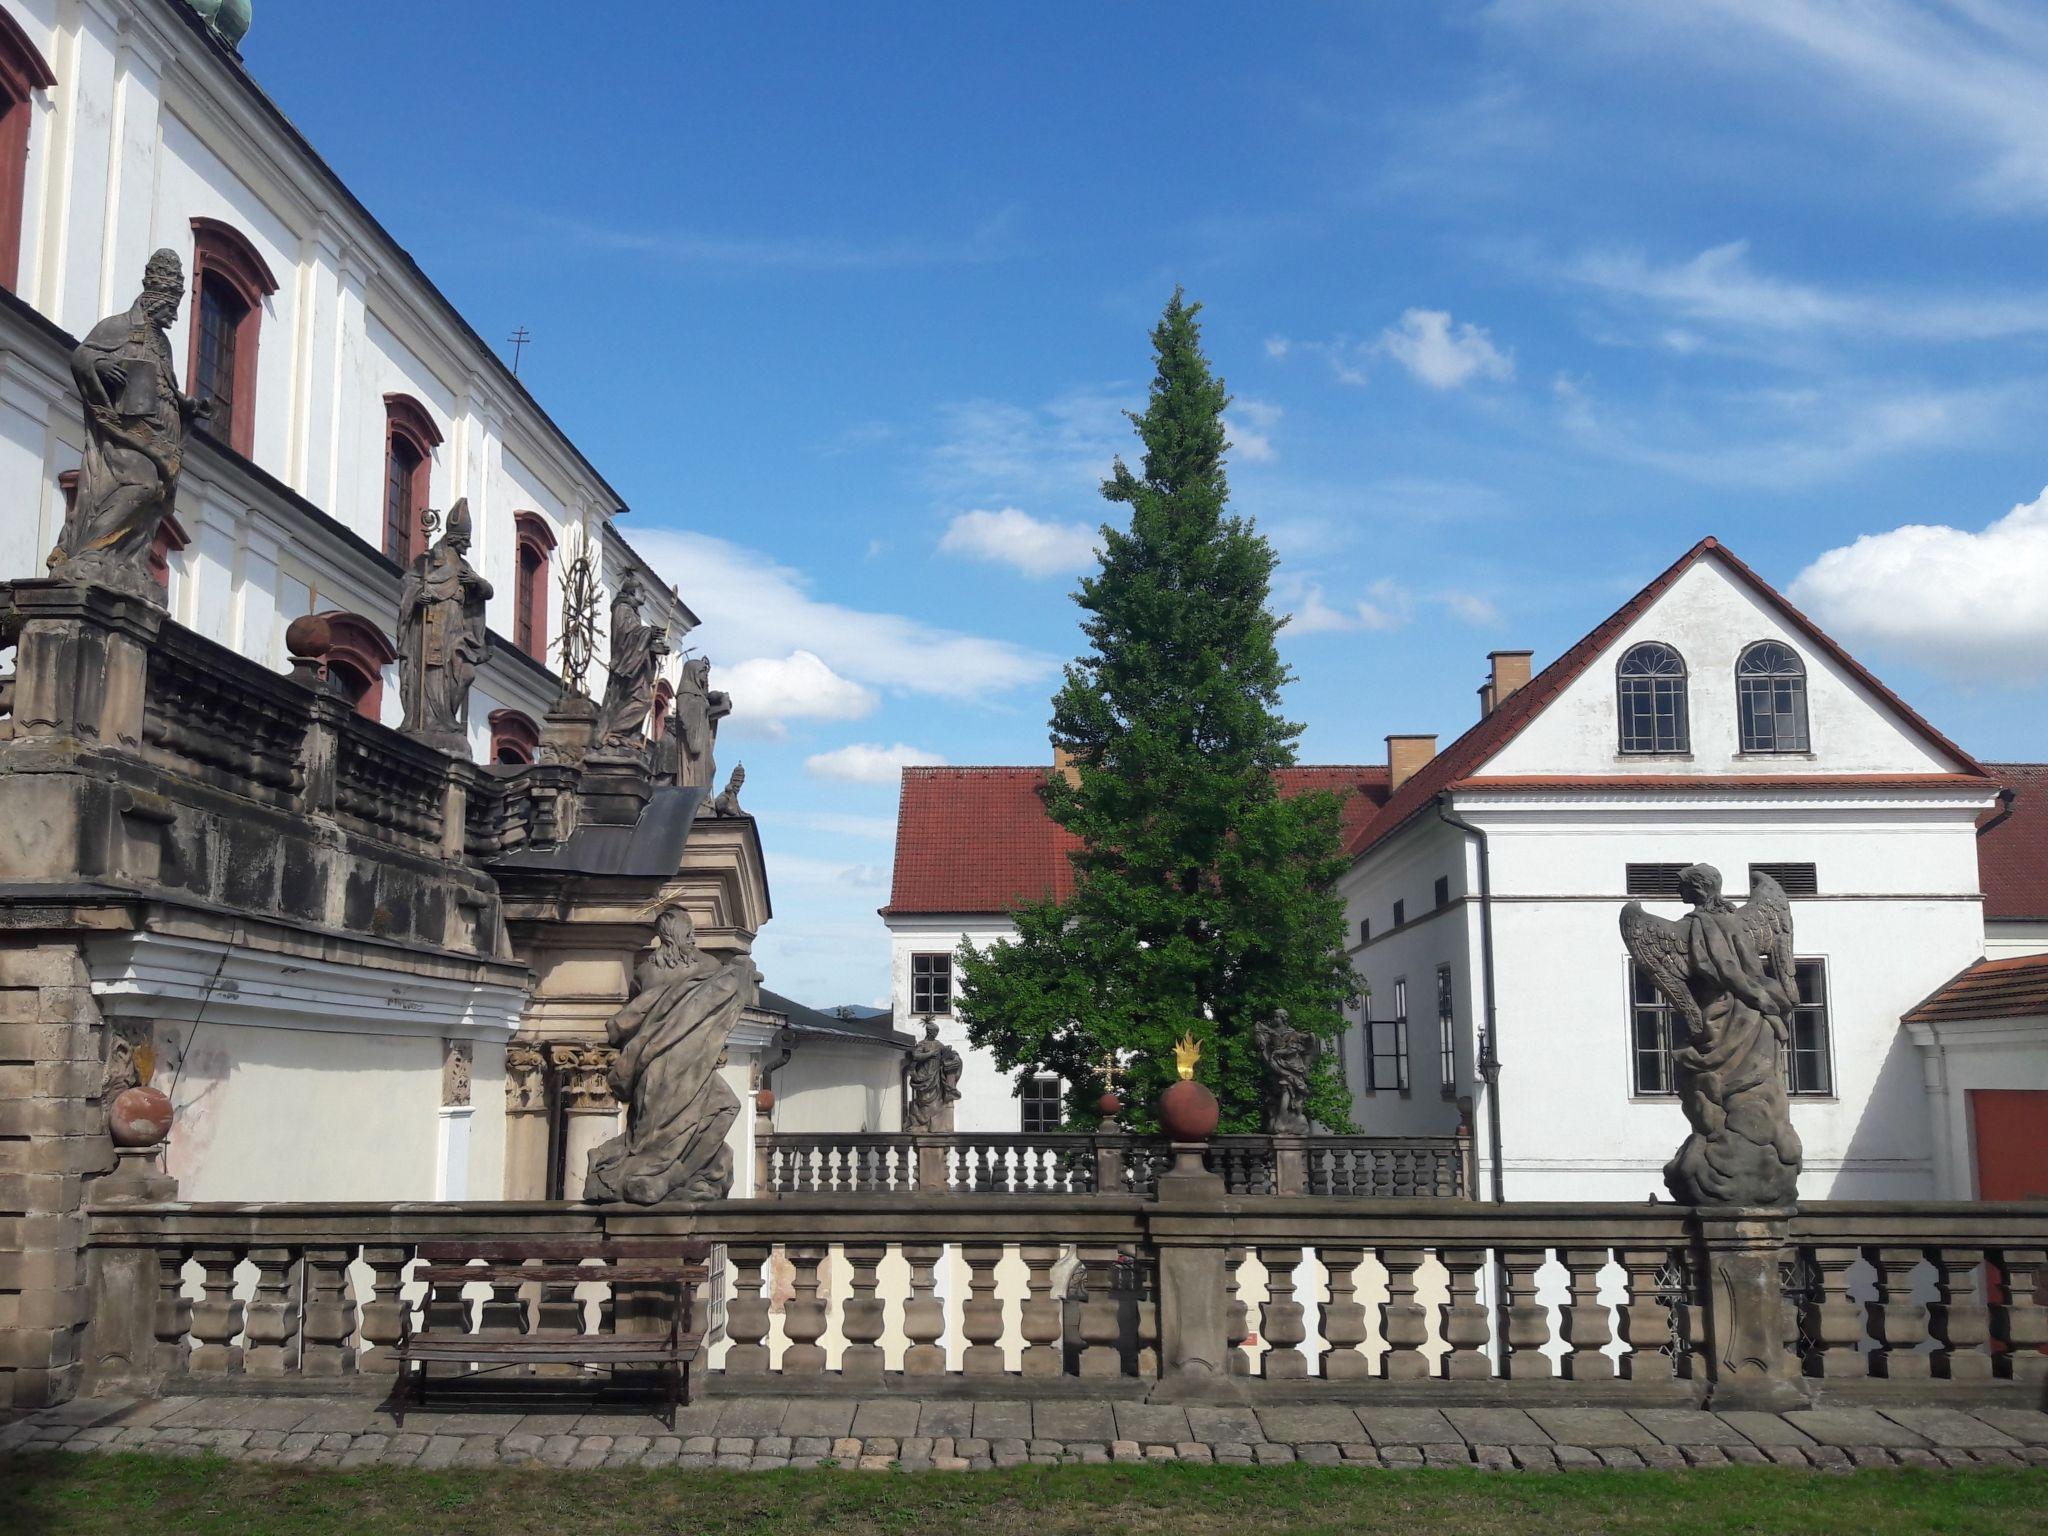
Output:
[{"left": 1337, "top": 536, "right": 2037, "bottom": 1204}]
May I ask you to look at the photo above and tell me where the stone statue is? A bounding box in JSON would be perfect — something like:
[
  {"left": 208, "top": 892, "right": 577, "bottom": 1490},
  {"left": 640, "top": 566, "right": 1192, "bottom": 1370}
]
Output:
[
  {"left": 671, "top": 655, "right": 732, "bottom": 789},
  {"left": 902, "top": 1018, "right": 963, "bottom": 1133},
  {"left": 599, "top": 571, "right": 668, "bottom": 748},
  {"left": 51, "top": 249, "right": 210, "bottom": 604},
  {"left": 1254, "top": 1008, "right": 1315, "bottom": 1135},
  {"left": 700, "top": 762, "right": 746, "bottom": 818},
  {"left": 584, "top": 904, "right": 746, "bottom": 1204},
  {"left": 396, "top": 498, "right": 492, "bottom": 753},
  {"left": 1620, "top": 865, "right": 1804, "bottom": 1208}
]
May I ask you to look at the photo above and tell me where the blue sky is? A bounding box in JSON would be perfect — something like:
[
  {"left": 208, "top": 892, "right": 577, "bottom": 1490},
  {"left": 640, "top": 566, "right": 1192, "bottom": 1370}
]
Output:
[{"left": 255, "top": 2, "right": 2048, "bottom": 1006}]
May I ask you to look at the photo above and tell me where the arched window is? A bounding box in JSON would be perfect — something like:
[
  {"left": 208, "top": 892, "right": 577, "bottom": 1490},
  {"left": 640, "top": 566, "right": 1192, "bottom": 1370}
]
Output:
[
  {"left": 1617, "top": 641, "right": 1689, "bottom": 754},
  {"left": 188, "top": 219, "right": 277, "bottom": 457},
  {"left": 309, "top": 609, "right": 397, "bottom": 721},
  {"left": 512, "top": 511, "right": 555, "bottom": 662},
  {"left": 488, "top": 708, "right": 540, "bottom": 765},
  {"left": 1737, "top": 640, "right": 1810, "bottom": 753},
  {"left": 0, "top": 13, "right": 54, "bottom": 293},
  {"left": 649, "top": 678, "right": 674, "bottom": 740},
  {"left": 382, "top": 394, "right": 441, "bottom": 566}
]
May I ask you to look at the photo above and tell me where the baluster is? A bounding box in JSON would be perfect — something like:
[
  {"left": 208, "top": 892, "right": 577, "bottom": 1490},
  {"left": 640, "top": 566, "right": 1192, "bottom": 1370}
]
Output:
[
  {"left": 1616, "top": 1246, "right": 1675, "bottom": 1380},
  {"left": 840, "top": 1243, "right": 887, "bottom": 1382},
  {"left": 960, "top": 1243, "right": 1005, "bottom": 1375},
  {"left": 1440, "top": 1247, "right": 1492, "bottom": 1379},
  {"left": 357, "top": 1247, "right": 410, "bottom": 1377},
  {"left": 900, "top": 1242, "right": 945, "bottom": 1377},
  {"left": 1260, "top": 1245, "right": 1308, "bottom": 1379},
  {"left": 1320, "top": 1245, "right": 1369, "bottom": 1379},
  {"left": 188, "top": 1249, "right": 245, "bottom": 1375},
  {"left": 1075, "top": 1243, "right": 1123, "bottom": 1378},
  {"left": 1991, "top": 1247, "right": 2048, "bottom": 1383},
  {"left": 1380, "top": 1247, "right": 1430, "bottom": 1380},
  {"left": 1019, "top": 1244, "right": 1063, "bottom": 1377},
  {"left": 1868, "top": 1246, "right": 1932, "bottom": 1379},
  {"left": 782, "top": 1243, "right": 829, "bottom": 1375},
  {"left": 1225, "top": 1245, "right": 1250, "bottom": 1376},
  {"left": 1929, "top": 1247, "right": 1992, "bottom": 1381},
  {"left": 477, "top": 1251, "right": 527, "bottom": 1341},
  {"left": 722, "top": 1242, "right": 773, "bottom": 1377},
  {"left": 152, "top": 1247, "right": 192, "bottom": 1379},
  {"left": 242, "top": 1248, "right": 299, "bottom": 1375},
  {"left": 423, "top": 1260, "right": 470, "bottom": 1336},
  {"left": 1560, "top": 1246, "right": 1615, "bottom": 1381},
  {"left": 1804, "top": 1245, "right": 1866, "bottom": 1378},
  {"left": 300, "top": 1246, "right": 357, "bottom": 1376},
  {"left": 1499, "top": 1248, "right": 1551, "bottom": 1380}
]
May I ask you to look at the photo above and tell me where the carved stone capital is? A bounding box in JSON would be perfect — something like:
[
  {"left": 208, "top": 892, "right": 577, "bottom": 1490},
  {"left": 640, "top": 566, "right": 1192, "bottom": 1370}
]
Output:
[
  {"left": 505, "top": 1043, "right": 547, "bottom": 1113},
  {"left": 441, "top": 1038, "right": 472, "bottom": 1108},
  {"left": 547, "top": 1040, "right": 619, "bottom": 1112}
]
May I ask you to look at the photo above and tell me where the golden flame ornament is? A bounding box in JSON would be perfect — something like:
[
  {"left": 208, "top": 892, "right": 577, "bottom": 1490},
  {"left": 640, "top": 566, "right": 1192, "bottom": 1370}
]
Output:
[{"left": 1173, "top": 1033, "right": 1203, "bottom": 1081}]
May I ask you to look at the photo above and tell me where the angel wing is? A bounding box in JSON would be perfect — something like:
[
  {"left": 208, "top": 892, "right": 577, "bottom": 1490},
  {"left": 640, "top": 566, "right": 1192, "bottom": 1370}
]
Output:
[
  {"left": 1620, "top": 901, "right": 1704, "bottom": 1041},
  {"left": 1735, "top": 870, "right": 1799, "bottom": 1014}
]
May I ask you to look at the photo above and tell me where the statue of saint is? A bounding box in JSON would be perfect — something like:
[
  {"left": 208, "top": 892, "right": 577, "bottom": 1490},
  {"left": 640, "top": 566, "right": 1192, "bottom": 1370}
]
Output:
[
  {"left": 670, "top": 655, "right": 733, "bottom": 789},
  {"left": 903, "top": 1018, "right": 963, "bottom": 1133},
  {"left": 1254, "top": 1009, "right": 1315, "bottom": 1135},
  {"left": 1620, "top": 865, "right": 1804, "bottom": 1208},
  {"left": 51, "top": 249, "right": 210, "bottom": 603},
  {"left": 583, "top": 904, "right": 746, "bottom": 1204},
  {"left": 396, "top": 498, "right": 492, "bottom": 753},
  {"left": 599, "top": 571, "right": 668, "bottom": 748}
]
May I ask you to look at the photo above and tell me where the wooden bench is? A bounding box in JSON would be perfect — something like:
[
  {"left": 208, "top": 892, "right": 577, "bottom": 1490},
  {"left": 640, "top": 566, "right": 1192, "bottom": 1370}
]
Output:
[{"left": 393, "top": 1240, "right": 710, "bottom": 1428}]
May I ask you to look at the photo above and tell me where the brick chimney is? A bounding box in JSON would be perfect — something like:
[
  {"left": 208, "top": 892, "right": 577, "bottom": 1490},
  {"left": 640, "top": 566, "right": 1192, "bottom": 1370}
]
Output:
[
  {"left": 1052, "top": 743, "right": 1080, "bottom": 789},
  {"left": 1481, "top": 650, "right": 1533, "bottom": 718},
  {"left": 1387, "top": 733, "right": 1438, "bottom": 793}
]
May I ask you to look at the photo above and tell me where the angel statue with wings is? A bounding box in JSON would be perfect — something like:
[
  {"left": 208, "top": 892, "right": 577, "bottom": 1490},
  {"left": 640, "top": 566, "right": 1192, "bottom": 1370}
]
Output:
[{"left": 1620, "top": 864, "right": 1803, "bottom": 1209}]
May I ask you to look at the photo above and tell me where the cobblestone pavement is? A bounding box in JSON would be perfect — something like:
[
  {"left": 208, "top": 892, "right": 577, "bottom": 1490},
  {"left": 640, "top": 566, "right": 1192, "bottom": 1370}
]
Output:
[{"left": 4, "top": 1396, "right": 2046, "bottom": 1472}]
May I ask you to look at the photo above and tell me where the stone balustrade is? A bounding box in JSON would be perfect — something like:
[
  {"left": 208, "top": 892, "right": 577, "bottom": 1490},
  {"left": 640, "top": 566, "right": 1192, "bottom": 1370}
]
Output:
[{"left": 77, "top": 1194, "right": 2048, "bottom": 1406}]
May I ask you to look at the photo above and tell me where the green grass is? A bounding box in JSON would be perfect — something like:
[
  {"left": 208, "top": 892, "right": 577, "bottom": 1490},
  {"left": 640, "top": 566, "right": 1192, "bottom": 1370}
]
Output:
[{"left": 2, "top": 1453, "right": 2044, "bottom": 1536}]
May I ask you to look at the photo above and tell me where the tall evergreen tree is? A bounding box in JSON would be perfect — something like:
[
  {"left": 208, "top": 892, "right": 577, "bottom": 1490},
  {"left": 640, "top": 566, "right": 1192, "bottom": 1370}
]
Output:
[{"left": 957, "top": 291, "right": 1357, "bottom": 1133}]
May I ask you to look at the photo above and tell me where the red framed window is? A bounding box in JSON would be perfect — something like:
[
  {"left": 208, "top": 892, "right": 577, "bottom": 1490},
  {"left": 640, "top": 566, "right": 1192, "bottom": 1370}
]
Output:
[
  {"left": 488, "top": 708, "right": 540, "bottom": 765},
  {"left": 187, "top": 219, "right": 276, "bottom": 457},
  {"left": 381, "top": 394, "right": 441, "bottom": 565},
  {"left": 650, "top": 678, "right": 674, "bottom": 740},
  {"left": 512, "top": 511, "right": 556, "bottom": 661},
  {"left": 307, "top": 610, "right": 397, "bottom": 721},
  {"left": 0, "top": 13, "right": 53, "bottom": 293}
]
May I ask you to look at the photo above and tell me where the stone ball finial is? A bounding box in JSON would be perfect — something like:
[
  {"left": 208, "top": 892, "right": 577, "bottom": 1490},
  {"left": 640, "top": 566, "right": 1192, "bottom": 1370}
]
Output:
[{"left": 285, "top": 613, "right": 332, "bottom": 659}]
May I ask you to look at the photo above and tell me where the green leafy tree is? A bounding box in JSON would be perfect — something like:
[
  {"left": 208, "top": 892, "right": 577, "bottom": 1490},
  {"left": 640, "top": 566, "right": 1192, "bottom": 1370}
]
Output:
[{"left": 956, "top": 291, "right": 1357, "bottom": 1134}]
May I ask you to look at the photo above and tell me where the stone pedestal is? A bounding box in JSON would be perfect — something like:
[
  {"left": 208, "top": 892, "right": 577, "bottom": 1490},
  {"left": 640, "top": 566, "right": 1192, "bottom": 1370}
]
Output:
[
  {"left": 1154, "top": 1144, "right": 1231, "bottom": 1382},
  {"left": 539, "top": 692, "right": 600, "bottom": 768},
  {"left": 1693, "top": 1207, "right": 1809, "bottom": 1412},
  {"left": 578, "top": 749, "right": 654, "bottom": 827},
  {"left": 82, "top": 1150, "right": 179, "bottom": 1398}
]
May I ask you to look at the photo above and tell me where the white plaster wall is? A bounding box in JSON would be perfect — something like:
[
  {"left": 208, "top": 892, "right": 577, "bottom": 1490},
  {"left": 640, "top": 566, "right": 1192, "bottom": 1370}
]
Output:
[
  {"left": 886, "top": 915, "right": 1025, "bottom": 1132},
  {"left": 774, "top": 1040, "right": 903, "bottom": 1134},
  {"left": 1985, "top": 920, "right": 2048, "bottom": 960},
  {"left": 1483, "top": 560, "right": 1966, "bottom": 779}
]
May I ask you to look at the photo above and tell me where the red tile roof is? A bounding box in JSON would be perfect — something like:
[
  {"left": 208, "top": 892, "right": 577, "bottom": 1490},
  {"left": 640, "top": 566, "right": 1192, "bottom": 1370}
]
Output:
[
  {"left": 1345, "top": 538, "right": 1988, "bottom": 859},
  {"left": 1903, "top": 954, "right": 2048, "bottom": 1025},
  {"left": 1979, "top": 763, "right": 2048, "bottom": 922},
  {"left": 883, "top": 764, "right": 1391, "bottom": 918}
]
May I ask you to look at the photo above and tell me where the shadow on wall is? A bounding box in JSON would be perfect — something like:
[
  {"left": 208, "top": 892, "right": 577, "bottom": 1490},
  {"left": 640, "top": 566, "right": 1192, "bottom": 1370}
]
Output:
[{"left": 1827, "top": 1025, "right": 1936, "bottom": 1200}]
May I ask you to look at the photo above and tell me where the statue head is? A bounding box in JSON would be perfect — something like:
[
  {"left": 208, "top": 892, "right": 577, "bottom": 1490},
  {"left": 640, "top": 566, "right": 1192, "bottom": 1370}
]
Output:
[
  {"left": 653, "top": 902, "right": 697, "bottom": 963},
  {"left": 616, "top": 570, "right": 643, "bottom": 612},
  {"left": 442, "top": 497, "right": 472, "bottom": 553},
  {"left": 1677, "top": 863, "right": 1724, "bottom": 909},
  {"left": 139, "top": 249, "right": 184, "bottom": 327},
  {"left": 683, "top": 655, "right": 711, "bottom": 692}
]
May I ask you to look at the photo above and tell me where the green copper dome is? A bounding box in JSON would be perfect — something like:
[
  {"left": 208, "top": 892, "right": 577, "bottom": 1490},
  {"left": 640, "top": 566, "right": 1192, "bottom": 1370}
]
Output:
[{"left": 186, "top": 0, "right": 251, "bottom": 47}]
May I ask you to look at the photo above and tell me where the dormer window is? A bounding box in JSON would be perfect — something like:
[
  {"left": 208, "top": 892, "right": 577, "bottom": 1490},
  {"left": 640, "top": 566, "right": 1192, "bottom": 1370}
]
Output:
[
  {"left": 1737, "top": 641, "right": 1809, "bottom": 753},
  {"left": 1617, "top": 642, "right": 1689, "bottom": 754}
]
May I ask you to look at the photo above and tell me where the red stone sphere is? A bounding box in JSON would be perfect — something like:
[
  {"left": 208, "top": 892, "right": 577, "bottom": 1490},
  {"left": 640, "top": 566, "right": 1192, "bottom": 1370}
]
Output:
[
  {"left": 284, "top": 613, "right": 332, "bottom": 660},
  {"left": 108, "top": 1085, "right": 173, "bottom": 1148},
  {"left": 1159, "top": 1078, "right": 1220, "bottom": 1142},
  {"left": 755, "top": 1088, "right": 776, "bottom": 1114},
  {"left": 1096, "top": 1090, "right": 1123, "bottom": 1120}
]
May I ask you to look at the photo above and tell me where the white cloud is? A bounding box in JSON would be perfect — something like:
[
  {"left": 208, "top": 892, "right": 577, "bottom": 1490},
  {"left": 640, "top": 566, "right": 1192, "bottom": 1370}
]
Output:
[
  {"left": 632, "top": 529, "right": 1054, "bottom": 705},
  {"left": 805, "top": 742, "right": 950, "bottom": 784},
  {"left": 939, "top": 507, "right": 1099, "bottom": 578},
  {"left": 713, "top": 651, "right": 876, "bottom": 734},
  {"left": 1264, "top": 335, "right": 1292, "bottom": 359},
  {"left": 1378, "top": 309, "right": 1515, "bottom": 390},
  {"left": 768, "top": 853, "right": 890, "bottom": 891},
  {"left": 1287, "top": 580, "right": 1415, "bottom": 634},
  {"left": 1227, "top": 397, "right": 1282, "bottom": 463},
  {"left": 1437, "top": 590, "right": 1504, "bottom": 627},
  {"left": 766, "top": 810, "right": 899, "bottom": 841},
  {"left": 1789, "top": 488, "right": 2048, "bottom": 681},
  {"left": 925, "top": 388, "right": 1132, "bottom": 506}
]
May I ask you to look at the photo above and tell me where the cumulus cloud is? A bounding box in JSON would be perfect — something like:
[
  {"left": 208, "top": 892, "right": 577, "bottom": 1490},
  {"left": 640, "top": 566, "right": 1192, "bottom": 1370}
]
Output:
[
  {"left": 939, "top": 507, "right": 1099, "bottom": 578},
  {"left": 1789, "top": 488, "right": 2048, "bottom": 681},
  {"left": 632, "top": 529, "right": 1054, "bottom": 712},
  {"left": 713, "top": 651, "right": 876, "bottom": 735},
  {"left": 1264, "top": 336, "right": 1292, "bottom": 359},
  {"left": 925, "top": 388, "right": 1132, "bottom": 506},
  {"left": 805, "top": 742, "right": 950, "bottom": 784},
  {"left": 1379, "top": 309, "right": 1515, "bottom": 390},
  {"left": 1437, "top": 589, "right": 1504, "bottom": 627},
  {"left": 1288, "top": 580, "right": 1415, "bottom": 634},
  {"left": 1227, "top": 397, "right": 1282, "bottom": 463}
]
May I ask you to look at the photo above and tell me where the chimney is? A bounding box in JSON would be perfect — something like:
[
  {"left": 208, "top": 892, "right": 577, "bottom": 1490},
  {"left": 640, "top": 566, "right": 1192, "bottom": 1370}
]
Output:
[
  {"left": 1486, "top": 650, "right": 1533, "bottom": 716},
  {"left": 1387, "top": 733, "right": 1438, "bottom": 794},
  {"left": 1052, "top": 743, "right": 1080, "bottom": 789}
]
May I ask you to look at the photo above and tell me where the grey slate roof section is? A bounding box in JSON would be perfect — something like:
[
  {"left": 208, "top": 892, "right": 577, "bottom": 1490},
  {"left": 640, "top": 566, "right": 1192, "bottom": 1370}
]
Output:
[{"left": 492, "top": 785, "right": 708, "bottom": 877}]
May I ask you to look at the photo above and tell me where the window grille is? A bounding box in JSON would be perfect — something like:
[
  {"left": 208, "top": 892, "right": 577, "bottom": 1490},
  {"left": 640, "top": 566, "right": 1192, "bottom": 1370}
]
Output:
[
  {"left": 1019, "top": 1075, "right": 1062, "bottom": 1134},
  {"left": 1617, "top": 642, "right": 1690, "bottom": 754},
  {"left": 1737, "top": 641, "right": 1810, "bottom": 753},
  {"left": 910, "top": 952, "right": 952, "bottom": 1016},
  {"left": 1629, "top": 956, "right": 1832, "bottom": 1097},
  {"left": 1436, "top": 964, "right": 1455, "bottom": 1091}
]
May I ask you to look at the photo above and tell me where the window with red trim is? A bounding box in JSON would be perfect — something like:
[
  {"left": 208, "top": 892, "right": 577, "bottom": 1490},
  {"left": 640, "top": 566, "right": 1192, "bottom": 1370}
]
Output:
[
  {"left": 512, "top": 511, "right": 556, "bottom": 662},
  {"left": 381, "top": 395, "right": 441, "bottom": 565},
  {"left": 307, "top": 609, "right": 397, "bottom": 721},
  {"left": 187, "top": 219, "right": 276, "bottom": 457},
  {"left": 650, "top": 679, "right": 674, "bottom": 741},
  {"left": 489, "top": 708, "right": 540, "bottom": 765},
  {"left": 0, "top": 14, "right": 53, "bottom": 293}
]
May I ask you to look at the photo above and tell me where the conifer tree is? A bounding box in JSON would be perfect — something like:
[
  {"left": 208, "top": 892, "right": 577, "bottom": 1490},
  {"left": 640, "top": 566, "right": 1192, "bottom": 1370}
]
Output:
[{"left": 956, "top": 291, "right": 1357, "bottom": 1133}]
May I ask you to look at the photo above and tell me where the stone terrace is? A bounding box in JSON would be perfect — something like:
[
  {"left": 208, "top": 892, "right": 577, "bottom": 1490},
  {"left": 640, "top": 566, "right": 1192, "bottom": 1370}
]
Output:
[{"left": 6, "top": 1394, "right": 2046, "bottom": 1474}]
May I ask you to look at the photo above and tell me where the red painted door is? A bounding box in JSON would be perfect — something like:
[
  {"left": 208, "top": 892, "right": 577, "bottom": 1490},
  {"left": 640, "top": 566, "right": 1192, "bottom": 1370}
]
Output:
[{"left": 1971, "top": 1090, "right": 2048, "bottom": 1200}]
